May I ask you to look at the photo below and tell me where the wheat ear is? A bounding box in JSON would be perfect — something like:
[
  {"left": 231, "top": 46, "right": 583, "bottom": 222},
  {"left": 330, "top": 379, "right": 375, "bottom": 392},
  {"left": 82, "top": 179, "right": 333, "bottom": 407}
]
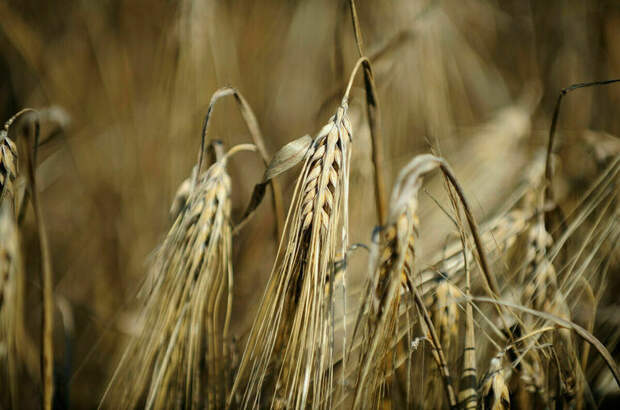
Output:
[
  {"left": 227, "top": 65, "right": 367, "bottom": 408},
  {"left": 108, "top": 142, "right": 258, "bottom": 409}
]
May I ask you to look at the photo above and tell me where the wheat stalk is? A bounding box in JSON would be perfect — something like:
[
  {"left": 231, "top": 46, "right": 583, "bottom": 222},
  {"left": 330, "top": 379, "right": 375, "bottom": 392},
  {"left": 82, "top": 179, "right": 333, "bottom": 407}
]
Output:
[
  {"left": 351, "top": 155, "right": 459, "bottom": 409},
  {"left": 0, "top": 117, "right": 23, "bottom": 408},
  {"left": 198, "top": 87, "right": 285, "bottom": 238},
  {"left": 6, "top": 109, "right": 56, "bottom": 410},
  {"left": 348, "top": 0, "right": 387, "bottom": 224},
  {"left": 350, "top": 194, "right": 418, "bottom": 409}
]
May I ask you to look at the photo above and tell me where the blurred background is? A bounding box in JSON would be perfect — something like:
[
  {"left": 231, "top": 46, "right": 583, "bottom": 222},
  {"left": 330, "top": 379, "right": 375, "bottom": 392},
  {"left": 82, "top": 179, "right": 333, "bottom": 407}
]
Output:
[{"left": 0, "top": 0, "right": 618, "bottom": 407}]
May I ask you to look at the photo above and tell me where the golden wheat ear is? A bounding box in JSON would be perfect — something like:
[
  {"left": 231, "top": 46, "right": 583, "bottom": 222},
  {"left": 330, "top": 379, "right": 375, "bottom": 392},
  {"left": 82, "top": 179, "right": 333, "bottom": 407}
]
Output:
[
  {"left": 351, "top": 154, "right": 457, "bottom": 409},
  {"left": 351, "top": 153, "right": 512, "bottom": 409},
  {"left": 105, "top": 140, "right": 259, "bottom": 410},
  {"left": 228, "top": 60, "right": 380, "bottom": 410}
]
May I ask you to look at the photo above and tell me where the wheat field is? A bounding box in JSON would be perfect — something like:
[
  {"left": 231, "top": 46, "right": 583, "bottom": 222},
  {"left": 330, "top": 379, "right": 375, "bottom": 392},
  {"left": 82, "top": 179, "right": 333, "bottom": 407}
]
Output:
[{"left": 0, "top": 1, "right": 619, "bottom": 409}]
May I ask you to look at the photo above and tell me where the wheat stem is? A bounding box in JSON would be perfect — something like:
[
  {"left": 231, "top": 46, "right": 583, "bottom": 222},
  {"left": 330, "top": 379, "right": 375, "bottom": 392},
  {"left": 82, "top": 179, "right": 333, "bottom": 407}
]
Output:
[
  {"left": 347, "top": 0, "right": 387, "bottom": 224},
  {"left": 543, "top": 79, "right": 620, "bottom": 226},
  {"left": 198, "top": 87, "right": 285, "bottom": 238},
  {"left": 11, "top": 110, "right": 55, "bottom": 410}
]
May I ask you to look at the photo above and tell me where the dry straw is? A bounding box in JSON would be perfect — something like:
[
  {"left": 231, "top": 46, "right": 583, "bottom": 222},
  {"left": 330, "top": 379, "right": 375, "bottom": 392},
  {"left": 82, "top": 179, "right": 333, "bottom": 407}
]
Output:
[{"left": 199, "top": 87, "right": 285, "bottom": 238}]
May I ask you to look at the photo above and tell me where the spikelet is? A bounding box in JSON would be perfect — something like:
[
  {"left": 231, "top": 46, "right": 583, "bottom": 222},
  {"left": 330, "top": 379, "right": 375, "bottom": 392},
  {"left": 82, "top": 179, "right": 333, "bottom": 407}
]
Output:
[
  {"left": 229, "top": 101, "right": 352, "bottom": 409},
  {"left": 480, "top": 354, "right": 510, "bottom": 410},
  {"left": 111, "top": 146, "right": 234, "bottom": 409},
  {"left": 432, "top": 278, "right": 459, "bottom": 354}
]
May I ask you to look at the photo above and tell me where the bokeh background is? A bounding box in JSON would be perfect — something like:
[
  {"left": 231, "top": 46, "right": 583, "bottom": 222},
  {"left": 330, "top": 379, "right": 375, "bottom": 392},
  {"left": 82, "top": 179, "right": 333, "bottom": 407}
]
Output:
[{"left": 1, "top": 0, "right": 619, "bottom": 408}]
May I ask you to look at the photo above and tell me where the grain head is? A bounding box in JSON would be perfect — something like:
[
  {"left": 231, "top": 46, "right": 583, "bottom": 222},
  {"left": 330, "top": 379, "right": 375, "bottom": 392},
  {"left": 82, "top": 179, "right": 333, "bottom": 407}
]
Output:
[
  {"left": 109, "top": 143, "right": 235, "bottom": 409},
  {"left": 229, "top": 101, "right": 352, "bottom": 410}
]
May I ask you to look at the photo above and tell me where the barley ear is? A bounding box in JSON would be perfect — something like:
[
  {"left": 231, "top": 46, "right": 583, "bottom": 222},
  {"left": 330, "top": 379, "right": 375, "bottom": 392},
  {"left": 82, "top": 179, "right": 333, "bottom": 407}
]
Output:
[{"left": 480, "top": 355, "right": 510, "bottom": 410}]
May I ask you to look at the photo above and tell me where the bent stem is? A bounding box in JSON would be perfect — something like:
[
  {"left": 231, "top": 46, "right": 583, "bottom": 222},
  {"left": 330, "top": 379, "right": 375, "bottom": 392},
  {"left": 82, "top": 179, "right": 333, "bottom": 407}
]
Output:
[
  {"left": 438, "top": 162, "right": 500, "bottom": 297},
  {"left": 543, "top": 79, "right": 620, "bottom": 225},
  {"left": 413, "top": 288, "right": 458, "bottom": 408},
  {"left": 198, "top": 87, "right": 285, "bottom": 238},
  {"left": 347, "top": 0, "right": 388, "bottom": 224}
]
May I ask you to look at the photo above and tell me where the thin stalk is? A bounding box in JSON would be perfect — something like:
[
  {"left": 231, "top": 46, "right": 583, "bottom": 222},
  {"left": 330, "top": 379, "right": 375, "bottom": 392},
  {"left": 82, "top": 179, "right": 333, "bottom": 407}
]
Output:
[
  {"left": 198, "top": 87, "right": 285, "bottom": 238},
  {"left": 474, "top": 297, "right": 620, "bottom": 388},
  {"left": 348, "top": 0, "right": 387, "bottom": 224},
  {"left": 413, "top": 289, "right": 457, "bottom": 409},
  {"left": 544, "top": 79, "right": 620, "bottom": 221},
  {"left": 12, "top": 110, "right": 54, "bottom": 410},
  {"left": 446, "top": 180, "right": 477, "bottom": 409},
  {"left": 438, "top": 163, "right": 500, "bottom": 297}
]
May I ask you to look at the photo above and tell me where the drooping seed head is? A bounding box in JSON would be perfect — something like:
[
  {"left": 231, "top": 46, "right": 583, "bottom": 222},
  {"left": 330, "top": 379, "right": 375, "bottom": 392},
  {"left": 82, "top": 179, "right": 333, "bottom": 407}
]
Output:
[
  {"left": 230, "top": 102, "right": 353, "bottom": 410},
  {"left": 112, "top": 153, "right": 234, "bottom": 410}
]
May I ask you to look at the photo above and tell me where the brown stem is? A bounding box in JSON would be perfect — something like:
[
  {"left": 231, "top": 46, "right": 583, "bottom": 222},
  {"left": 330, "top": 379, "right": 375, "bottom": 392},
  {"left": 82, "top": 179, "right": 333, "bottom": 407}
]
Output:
[
  {"left": 198, "top": 87, "right": 285, "bottom": 239},
  {"left": 543, "top": 79, "right": 620, "bottom": 225},
  {"left": 348, "top": 0, "right": 388, "bottom": 225},
  {"left": 11, "top": 110, "right": 54, "bottom": 410},
  {"left": 413, "top": 289, "right": 457, "bottom": 409},
  {"left": 445, "top": 181, "right": 477, "bottom": 409},
  {"left": 438, "top": 163, "right": 500, "bottom": 297}
]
